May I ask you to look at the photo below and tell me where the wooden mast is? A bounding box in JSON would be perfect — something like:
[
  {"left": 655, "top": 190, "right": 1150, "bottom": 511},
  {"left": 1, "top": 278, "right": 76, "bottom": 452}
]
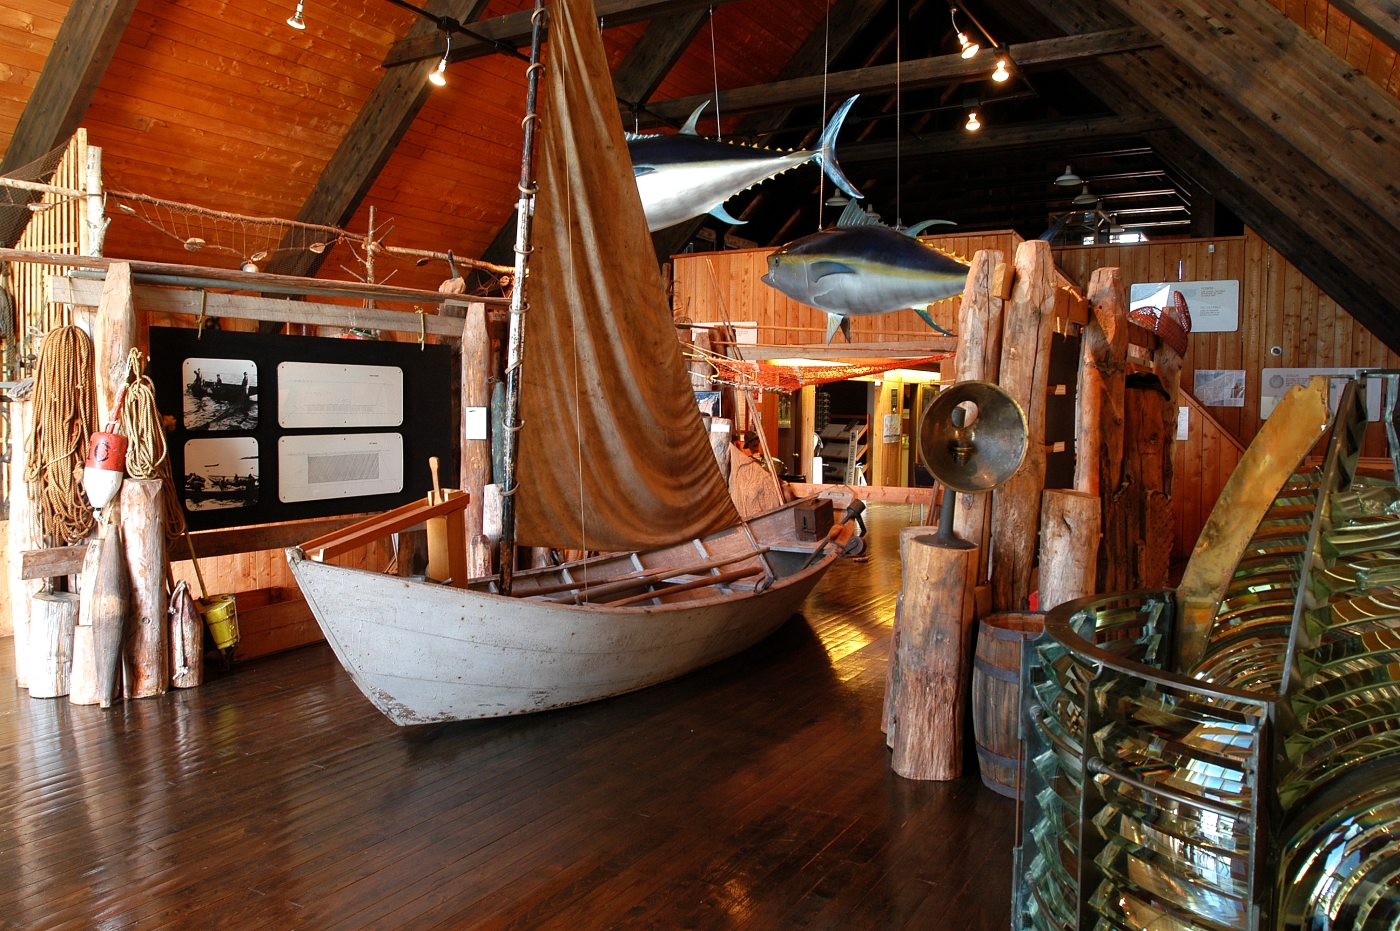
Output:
[{"left": 497, "top": 0, "right": 548, "bottom": 596}]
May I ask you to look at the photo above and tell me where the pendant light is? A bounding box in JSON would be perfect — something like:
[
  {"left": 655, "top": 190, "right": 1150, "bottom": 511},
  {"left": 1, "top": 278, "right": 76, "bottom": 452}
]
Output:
[
  {"left": 1054, "top": 165, "right": 1081, "bottom": 187},
  {"left": 992, "top": 59, "right": 1009, "bottom": 82},
  {"left": 1072, "top": 183, "right": 1097, "bottom": 206},
  {"left": 826, "top": 192, "right": 851, "bottom": 207},
  {"left": 286, "top": 0, "right": 306, "bottom": 29},
  {"left": 428, "top": 33, "right": 451, "bottom": 86},
  {"left": 964, "top": 111, "right": 981, "bottom": 131},
  {"left": 951, "top": 7, "right": 979, "bottom": 58}
]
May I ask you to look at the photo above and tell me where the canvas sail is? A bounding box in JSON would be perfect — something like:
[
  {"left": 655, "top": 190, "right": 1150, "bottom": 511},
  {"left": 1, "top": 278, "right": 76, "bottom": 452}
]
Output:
[{"left": 514, "top": 0, "right": 741, "bottom": 551}]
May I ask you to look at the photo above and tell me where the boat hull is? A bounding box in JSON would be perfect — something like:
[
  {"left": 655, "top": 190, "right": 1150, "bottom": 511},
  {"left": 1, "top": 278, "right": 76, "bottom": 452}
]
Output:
[{"left": 286, "top": 547, "right": 837, "bottom": 725}]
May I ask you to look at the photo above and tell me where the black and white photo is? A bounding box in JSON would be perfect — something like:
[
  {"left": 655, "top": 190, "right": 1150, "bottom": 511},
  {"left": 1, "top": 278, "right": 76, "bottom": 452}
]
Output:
[
  {"left": 183, "top": 357, "right": 258, "bottom": 430},
  {"left": 184, "top": 437, "right": 259, "bottom": 511}
]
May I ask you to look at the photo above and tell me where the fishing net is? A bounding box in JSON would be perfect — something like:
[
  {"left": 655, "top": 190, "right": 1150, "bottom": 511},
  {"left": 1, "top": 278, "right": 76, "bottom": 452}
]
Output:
[
  {"left": 693, "top": 348, "right": 952, "bottom": 394},
  {"left": 0, "top": 143, "right": 71, "bottom": 247}
]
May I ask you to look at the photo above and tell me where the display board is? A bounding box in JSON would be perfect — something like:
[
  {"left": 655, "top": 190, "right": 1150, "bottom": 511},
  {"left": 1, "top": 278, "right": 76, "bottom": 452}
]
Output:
[{"left": 151, "top": 327, "right": 455, "bottom": 531}]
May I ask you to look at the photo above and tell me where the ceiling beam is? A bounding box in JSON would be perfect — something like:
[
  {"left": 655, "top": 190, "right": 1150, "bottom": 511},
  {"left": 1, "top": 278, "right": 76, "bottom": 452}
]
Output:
[
  {"left": 1323, "top": 0, "right": 1400, "bottom": 56},
  {"left": 385, "top": 0, "right": 738, "bottom": 67},
  {"left": 264, "top": 0, "right": 490, "bottom": 280},
  {"left": 0, "top": 0, "right": 139, "bottom": 172},
  {"left": 637, "top": 28, "right": 1158, "bottom": 126},
  {"left": 837, "top": 114, "right": 1167, "bottom": 164},
  {"left": 1095, "top": 0, "right": 1400, "bottom": 236}
]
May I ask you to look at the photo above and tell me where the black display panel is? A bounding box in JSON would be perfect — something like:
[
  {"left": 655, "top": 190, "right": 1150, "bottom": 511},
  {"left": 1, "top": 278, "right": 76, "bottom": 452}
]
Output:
[{"left": 149, "top": 327, "right": 456, "bottom": 531}]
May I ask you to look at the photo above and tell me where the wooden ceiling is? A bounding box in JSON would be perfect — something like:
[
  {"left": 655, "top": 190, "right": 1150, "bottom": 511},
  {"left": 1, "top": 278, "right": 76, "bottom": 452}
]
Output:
[{"left": 1, "top": 0, "right": 1399, "bottom": 339}]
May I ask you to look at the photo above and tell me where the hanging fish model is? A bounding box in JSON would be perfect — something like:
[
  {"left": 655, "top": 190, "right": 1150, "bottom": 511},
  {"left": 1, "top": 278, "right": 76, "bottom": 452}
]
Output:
[
  {"left": 628, "top": 96, "right": 863, "bottom": 232},
  {"left": 762, "top": 201, "right": 968, "bottom": 343}
]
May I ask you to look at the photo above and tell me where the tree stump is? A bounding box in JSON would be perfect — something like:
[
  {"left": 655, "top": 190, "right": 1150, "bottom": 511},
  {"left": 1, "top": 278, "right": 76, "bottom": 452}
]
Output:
[
  {"left": 883, "top": 526, "right": 929, "bottom": 740},
  {"left": 889, "top": 532, "right": 980, "bottom": 780},
  {"left": 27, "top": 592, "right": 78, "bottom": 698},
  {"left": 169, "top": 581, "right": 203, "bottom": 689},
  {"left": 1038, "top": 490, "right": 1101, "bottom": 611},
  {"left": 953, "top": 250, "right": 1005, "bottom": 584},
  {"left": 990, "top": 240, "right": 1057, "bottom": 611},
  {"left": 121, "top": 479, "right": 168, "bottom": 698}
]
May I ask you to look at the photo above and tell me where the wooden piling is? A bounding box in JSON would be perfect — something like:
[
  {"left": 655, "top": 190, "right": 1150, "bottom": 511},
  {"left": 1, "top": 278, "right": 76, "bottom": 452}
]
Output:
[{"left": 120, "top": 479, "right": 167, "bottom": 698}]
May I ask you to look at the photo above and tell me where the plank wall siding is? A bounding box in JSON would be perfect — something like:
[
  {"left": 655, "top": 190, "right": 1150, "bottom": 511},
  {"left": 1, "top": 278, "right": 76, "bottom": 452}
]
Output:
[
  {"left": 671, "top": 231, "right": 1022, "bottom": 347},
  {"left": 1174, "top": 391, "right": 1245, "bottom": 559}
]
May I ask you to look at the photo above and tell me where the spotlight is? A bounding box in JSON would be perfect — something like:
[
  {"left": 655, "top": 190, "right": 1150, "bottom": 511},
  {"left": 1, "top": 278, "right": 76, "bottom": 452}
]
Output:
[
  {"left": 992, "top": 59, "right": 1009, "bottom": 82},
  {"left": 429, "top": 34, "right": 451, "bottom": 86},
  {"left": 1054, "top": 164, "right": 1081, "bottom": 187},
  {"left": 965, "top": 111, "right": 981, "bottom": 131},
  {"left": 286, "top": 0, "right": 306, "bottom": 29},
  {"left": 951, "top": 8, "right": 979, "bottom": 58},
  {"left": 1072, "top": 183, "right": 1097, "bottom": 206}
]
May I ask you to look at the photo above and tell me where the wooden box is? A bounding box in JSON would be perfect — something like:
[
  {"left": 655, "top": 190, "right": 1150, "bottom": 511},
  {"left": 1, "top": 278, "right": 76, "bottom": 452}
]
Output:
[{"left": 794, "top": 498, "right": 834, "bottom": 542}]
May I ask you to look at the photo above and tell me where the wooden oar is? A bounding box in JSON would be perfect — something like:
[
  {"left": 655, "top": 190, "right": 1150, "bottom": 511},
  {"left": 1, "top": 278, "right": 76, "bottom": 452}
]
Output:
[
  {"left": 608, "top": 566, "right": 763, "bottom": 607},
  {"left": 539, "top": 547, "right": 770, "bottom": 604}
]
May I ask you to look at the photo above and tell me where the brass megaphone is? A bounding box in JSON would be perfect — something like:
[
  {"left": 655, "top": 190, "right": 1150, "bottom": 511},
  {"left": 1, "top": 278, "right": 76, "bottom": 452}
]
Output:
[{"left": 917, "top": 380, "right": 1029, "bottom": 548}]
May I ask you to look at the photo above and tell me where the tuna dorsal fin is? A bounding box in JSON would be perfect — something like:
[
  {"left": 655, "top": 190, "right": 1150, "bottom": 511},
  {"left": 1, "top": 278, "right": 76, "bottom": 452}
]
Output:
[
  {"left": 836, "top": 200, "right": 885, "bottom": 230},
  {"left": 681, "top": 101, "right": 709, "bottom": 136},
  {"left": 903, "top": 219, "right": 956, "bottom": 237}
]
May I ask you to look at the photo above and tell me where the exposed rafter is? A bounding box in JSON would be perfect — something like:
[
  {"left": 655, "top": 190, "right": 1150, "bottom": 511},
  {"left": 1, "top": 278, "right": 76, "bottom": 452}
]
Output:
[
  {"left": 0, "top": 0, "right": 139, "bottom": 172},
  {"left": 636, "top": 28, "right": 1157, "bottom": 125},
  {"left": 264, "top": 0, "right": 491, "bottom": 280},
  {"left": 838, "top": 114, "right": 1167, "bottom": 164},
  {"left": 385, "top": 0, "right": 740, "bottom": 66}
]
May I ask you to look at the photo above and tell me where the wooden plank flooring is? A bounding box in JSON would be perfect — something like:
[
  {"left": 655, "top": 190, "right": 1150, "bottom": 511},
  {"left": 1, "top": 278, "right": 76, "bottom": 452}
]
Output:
[{"left": 0, "top": 505, "right": 1016, "bottom": 930}]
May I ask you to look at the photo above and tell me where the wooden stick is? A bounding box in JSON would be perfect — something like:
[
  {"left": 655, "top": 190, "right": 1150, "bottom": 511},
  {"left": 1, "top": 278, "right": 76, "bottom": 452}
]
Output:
[
  {"left": 542, "top": 547, "right": 771, "bottom": 604},
  {"left": 608, "top": 566, "right": 762, "bottom": 607},
  {"left": 461, "top": 303, "right": 493, "bottom": 551}
]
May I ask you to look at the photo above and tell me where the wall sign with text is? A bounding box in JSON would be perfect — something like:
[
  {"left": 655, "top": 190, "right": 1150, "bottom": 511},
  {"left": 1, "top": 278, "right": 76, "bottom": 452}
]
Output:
[{"left": 1130, "top": 280, "right": 1240, "bottom": 333}]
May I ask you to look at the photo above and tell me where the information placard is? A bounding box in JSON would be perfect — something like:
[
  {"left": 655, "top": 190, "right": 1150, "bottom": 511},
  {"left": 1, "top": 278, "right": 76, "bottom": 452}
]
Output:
[{"left": 1129, "top": 280, "right": 1240, "bottom": 333}]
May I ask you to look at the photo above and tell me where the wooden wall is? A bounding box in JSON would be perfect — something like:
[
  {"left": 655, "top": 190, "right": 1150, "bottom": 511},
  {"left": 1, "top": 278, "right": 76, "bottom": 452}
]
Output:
[
  {"left": 671, "top": 231, "right": 1022, "bottom": 349},
  {"left": 1173, "top": 390, "right": 1245, "bottom": 558},
  {"left": 1054, "top": 229, "right": 1400, "bottom": 459}
]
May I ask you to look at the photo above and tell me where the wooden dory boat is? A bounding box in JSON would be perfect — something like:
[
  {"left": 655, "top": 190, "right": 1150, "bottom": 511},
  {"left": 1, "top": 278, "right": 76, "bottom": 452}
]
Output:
[{"left": 286, "top": 499, "right": 857, "bottom": 725}]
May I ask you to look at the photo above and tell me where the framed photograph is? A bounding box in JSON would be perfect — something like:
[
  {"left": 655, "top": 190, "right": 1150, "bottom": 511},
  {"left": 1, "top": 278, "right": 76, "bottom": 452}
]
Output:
[
  {"left": 278, "top": 433, "right": 404, "bottom": 503},
  {"left": 276, "top": 361, "right": 404, "bottom": 429},
  {"left": 183, "top": 358, "right": 258, "bottom": 431},
  {"left": 183, "top": 437, "right": 259, "bottom": 511}
]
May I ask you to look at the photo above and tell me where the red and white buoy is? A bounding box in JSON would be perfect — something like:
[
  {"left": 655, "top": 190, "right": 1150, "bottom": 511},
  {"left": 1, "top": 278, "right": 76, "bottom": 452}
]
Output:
[{"left": 83, "top": 430, "right": 127, "bottom": 510}]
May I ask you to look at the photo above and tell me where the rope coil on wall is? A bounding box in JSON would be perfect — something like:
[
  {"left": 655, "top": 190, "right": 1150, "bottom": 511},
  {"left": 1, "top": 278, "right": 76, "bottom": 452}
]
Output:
[{"left": 24, "top": 324, "right": 96, "bottom": 545}]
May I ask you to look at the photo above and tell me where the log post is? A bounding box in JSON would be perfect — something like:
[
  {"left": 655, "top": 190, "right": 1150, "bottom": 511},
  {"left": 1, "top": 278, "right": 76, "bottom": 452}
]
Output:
[
  {"left": 169, "top": 582, "right": 203, "bottom": 689},
  {"left": 1037, "top": 490, "right": 1101, "bottom": 612},
  {"left": 884, "top": 526, "right": 927, "bottom": 740},
  {"left": 1155, "top": 343, "right": 1183, "bottom": 498},
  {"left": 460, "top": 303, "right": 492, "bottom": 551},
  {"left": 27, "top": 592, "right": 78, "bottom": 698},
  {"left": 1128, "top": 383, "right": 1172, "bottom": 589},
  {"left": 889, "top": 532, "right": 980, "bottom": 780},
  {"left": 1073, "top": 268, "right": 1129, "bottom": 498},
  {"left": 990, "top": 240, "right": 1056, "bottom": 612},
  {"left": 120, "top": 479, "right": 167, "bottom": 698},
  {"left": 953, "top": 250, "right": 1006, "bottom": 584},
  {"left": 8, "top": 390, "right": 36, "bottom": 688},
  {"left": 96, "top": 261, "right": 138, "bottom": 425}
]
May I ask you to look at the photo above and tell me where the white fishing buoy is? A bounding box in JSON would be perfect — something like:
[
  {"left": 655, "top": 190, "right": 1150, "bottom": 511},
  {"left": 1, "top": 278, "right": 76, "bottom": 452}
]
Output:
[{"left": 83, "top": 431, "right": 127, "bottom": 510}]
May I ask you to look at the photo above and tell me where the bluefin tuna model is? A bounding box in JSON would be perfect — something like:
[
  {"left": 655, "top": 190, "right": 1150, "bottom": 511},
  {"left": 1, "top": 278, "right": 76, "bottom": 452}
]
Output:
[
  {"left": 628, "top": 96, "right": 863, "bottom": 232},
  {"left": 762, "top": 200, "right": 969, "bottom": 343}
]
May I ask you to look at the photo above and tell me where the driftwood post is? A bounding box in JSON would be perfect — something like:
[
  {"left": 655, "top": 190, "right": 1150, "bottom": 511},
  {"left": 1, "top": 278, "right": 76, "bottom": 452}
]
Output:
[
  {"left": 889, "top": 532, "right": 980, "bottom": 780},
  {"left": 990, "top": 240, "right": 1056, "bottom": 612},
  {"left": 1075, "top": 268, "right": 1129, "bottom": 592},
  {"left": 952, "top": 250, "right": 1005, "bottom": 583},
  {"left": 96, "top": 261, "right": 137, "bottom": 425},
  {"left": 27, "top": 592, "right": 78, "bottom": 698},
  {"left": 121, "top": 479, "right": 167, "bottom": 698},
  {"left": 461, "top": 303, "right": 492, "bottom": 562},
  {"left": 8, "top": 389, "right": 35, "bottom": 688},
  {"left": 1038, "top": 490, "right": 1101, "bottom": 611}
]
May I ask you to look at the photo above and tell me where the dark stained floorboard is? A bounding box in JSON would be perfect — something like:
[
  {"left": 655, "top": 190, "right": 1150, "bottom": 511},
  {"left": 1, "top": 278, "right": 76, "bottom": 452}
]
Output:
[{"left": 0, "top": 504, "right": 1016, "bottom": 930}]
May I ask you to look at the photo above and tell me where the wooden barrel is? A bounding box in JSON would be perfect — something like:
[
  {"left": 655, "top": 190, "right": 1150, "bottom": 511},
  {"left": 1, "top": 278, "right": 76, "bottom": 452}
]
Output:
[{"left": 972, "top": 612, "right": 1044, "bottom": 799}]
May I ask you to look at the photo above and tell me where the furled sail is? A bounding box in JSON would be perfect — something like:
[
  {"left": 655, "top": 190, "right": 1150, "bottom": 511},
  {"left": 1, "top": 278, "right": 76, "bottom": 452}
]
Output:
[{"left": 514, "top": 0, "right": 741, "bottom": 551}]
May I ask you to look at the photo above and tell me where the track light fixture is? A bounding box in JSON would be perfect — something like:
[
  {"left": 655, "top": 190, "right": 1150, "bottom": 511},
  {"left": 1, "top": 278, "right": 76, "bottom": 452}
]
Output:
[
  {"left": 992, "top": 59, "right": 1009, "bottom": 82},
  {"left": 950, "top": 7, "right": 979, "bottom": 58},
  {"left": 428, "top": 33, "right": 451, "bottom": 86},
  {"left": 965, "top": 111, "right": 981, "bottom": 131},
  {"left": 287, "top": 0, "right": 306, "bottom": 29},
  {"left": 1054, "top": 164, "right": 1081, "bottom": 187}
]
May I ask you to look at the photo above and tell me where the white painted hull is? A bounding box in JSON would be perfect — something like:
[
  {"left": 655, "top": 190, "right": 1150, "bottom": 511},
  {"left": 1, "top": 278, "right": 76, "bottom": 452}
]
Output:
[{"left": 286, "top": 517, "right": 842, "bottom": 725}]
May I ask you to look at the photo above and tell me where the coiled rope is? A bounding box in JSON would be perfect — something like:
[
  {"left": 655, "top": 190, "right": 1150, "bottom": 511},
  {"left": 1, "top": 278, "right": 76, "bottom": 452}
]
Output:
[
  {"left": 118, "top": 348, "right": 186, "bottom": 543},
  {"left": 25, "top": 325, "right": 96, "bottom": 545}
]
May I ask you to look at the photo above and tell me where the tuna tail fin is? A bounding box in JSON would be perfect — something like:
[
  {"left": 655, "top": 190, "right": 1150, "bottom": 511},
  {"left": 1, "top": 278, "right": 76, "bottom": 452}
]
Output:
[
  {"left": 815, "top": 96, "right": 863, "bottom": 200},
  {"left": 708, "top": 203, "right": 746, "bottom": 225},
  {"left": 913, "top": 306, "right": 955, "bottom": 337},
  {"left": 681, "top": 101, "right": 708, "bottom": 136},
  {"left": 1038, "top": 213, "right": 1072, "bottom": 242},
  {"left": 825, "top": 313, "right": 852, "bottom": 345}
]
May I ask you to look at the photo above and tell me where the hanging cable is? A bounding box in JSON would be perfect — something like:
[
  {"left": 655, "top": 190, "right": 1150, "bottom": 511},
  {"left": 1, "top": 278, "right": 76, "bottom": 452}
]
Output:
[
  {"left": 818, "top": 0, "right": 831, "bottom": 228},
  {"left": 25, "top": 324, "right": 96, "bottom": 545},
  {"left": 709, "top": 7, "right": 722, "bottom": 142}
]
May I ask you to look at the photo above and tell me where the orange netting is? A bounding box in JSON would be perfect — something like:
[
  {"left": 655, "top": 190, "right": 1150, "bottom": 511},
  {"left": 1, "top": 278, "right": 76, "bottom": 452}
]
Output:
[{"left": 701, "top": 353, "right": 953, "bottom": 394}]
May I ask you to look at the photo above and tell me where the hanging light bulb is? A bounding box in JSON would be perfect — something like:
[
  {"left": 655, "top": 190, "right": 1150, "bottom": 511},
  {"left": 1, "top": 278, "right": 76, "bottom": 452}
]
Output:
[
  {"left": 1072, "top": 183, "right": 1097, "bottom": 206},
  {"left": 965, "top": 111, "right": 981, "bottom": 131},
  {"left": 286, "top": 0, "right": 306, "bottom": 29},
  {"left": 428, "top": 33, "right": 451, "bottom": 86},
  {"left": 1054, "top": 164, "right": 1081, "bottom": 187},
  {"left": 951, "top": 8, "right": 979, "bottom": 58},
  {"left": 992, "top": 59, "right": 1009, "bottom": 82}
]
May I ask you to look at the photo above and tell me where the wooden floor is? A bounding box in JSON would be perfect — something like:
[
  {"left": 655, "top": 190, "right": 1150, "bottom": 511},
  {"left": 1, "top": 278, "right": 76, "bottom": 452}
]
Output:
[{"left": 0, "top": 505, "right": 1016, "bottom": 931}]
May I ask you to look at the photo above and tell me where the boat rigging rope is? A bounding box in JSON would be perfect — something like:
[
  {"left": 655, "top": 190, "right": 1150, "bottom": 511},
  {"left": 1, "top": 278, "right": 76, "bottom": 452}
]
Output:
[
  {"left": 118, "top": 347, "right": 186, "bottom": 542},
  {"left": 25, "top": 324, "right": 96, "bottom": 545}
]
